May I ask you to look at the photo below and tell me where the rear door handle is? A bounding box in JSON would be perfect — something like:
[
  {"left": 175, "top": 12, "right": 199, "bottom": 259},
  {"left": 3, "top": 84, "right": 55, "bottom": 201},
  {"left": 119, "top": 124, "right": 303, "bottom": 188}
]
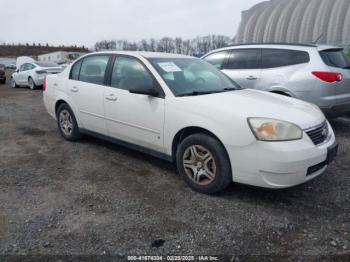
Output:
[
  {"left": 70, "top": 86, "right": 79, "bottom": 93},
  {"left": 247, "top": 76, "right": 258, "bottom": 80},
  {"left": 106, "top": 94, "right": 118, "bottom": 101}
]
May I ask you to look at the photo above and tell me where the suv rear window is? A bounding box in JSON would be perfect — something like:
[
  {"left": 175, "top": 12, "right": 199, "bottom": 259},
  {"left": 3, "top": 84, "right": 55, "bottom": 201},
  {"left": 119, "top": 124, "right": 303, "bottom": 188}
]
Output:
[
  {"left": 262, "top": 49, "right": 310, "bottom": 68},
  {"left": 320, "top": 49, "right": 350, "bottom": 69}
]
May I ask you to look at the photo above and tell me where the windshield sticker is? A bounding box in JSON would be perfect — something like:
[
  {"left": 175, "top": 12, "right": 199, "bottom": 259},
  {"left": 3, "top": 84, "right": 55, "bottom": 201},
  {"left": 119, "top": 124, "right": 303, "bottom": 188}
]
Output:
[{"left": 157, "top": 62, "right": 182, "bottom": 73}]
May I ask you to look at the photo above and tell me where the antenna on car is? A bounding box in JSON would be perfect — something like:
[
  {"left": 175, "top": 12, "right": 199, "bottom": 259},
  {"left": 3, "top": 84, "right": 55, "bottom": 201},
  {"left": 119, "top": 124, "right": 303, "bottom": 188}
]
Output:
[{"left": 313, "top": 34, "right": 324, "bottom": 44}]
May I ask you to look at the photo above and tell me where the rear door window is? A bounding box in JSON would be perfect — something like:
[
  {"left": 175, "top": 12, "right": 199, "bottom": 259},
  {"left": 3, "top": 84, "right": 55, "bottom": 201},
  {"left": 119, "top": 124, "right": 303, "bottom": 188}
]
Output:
[
  {"left": 70, "top": 60, "right": 82, "bottom": 80},
  {"left": 79, "top": 55, "right": 110, "bottom": 85},
  {"left": 203, "top": 51, "right": 229, "bottom": 69},
  {"left": 226, "top": 49, "right": 261, "bottom": 70},
  {"left": 262, "top": 49, "right": 310, "bottom": 68},
  {"left": 320, "top": 49, "right": 350, "bottom": 69}
]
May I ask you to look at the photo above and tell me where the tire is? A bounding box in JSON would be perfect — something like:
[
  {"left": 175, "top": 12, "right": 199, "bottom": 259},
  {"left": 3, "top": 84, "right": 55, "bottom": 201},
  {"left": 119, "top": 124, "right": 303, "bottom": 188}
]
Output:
[
  {"left": 56, "top": 103, "right": 82, "bottom": 141},
  {"left": 0, "top": 80, "right": 5, "bottom": 84},
  {"left": 11, "top": 78, "right": 17, "bottom": 88},
  {"left": 28, "top": 77, "right": 36, "bottom": 90},
  {"left": 176, "top": 133, "right": 232, "bottom": 194}
]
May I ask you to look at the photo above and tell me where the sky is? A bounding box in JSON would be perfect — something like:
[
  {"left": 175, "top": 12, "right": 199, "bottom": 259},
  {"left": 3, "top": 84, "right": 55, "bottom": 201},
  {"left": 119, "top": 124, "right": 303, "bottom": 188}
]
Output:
[{"left": 1, "top": 0, "right": 262, "bottom": 48}]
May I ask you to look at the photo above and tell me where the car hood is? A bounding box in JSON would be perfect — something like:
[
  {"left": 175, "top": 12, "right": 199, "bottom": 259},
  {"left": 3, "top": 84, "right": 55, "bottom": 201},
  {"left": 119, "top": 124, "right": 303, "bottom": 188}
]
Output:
[{"left": 178, "top": 89, "right": 326, "bottom": 130}]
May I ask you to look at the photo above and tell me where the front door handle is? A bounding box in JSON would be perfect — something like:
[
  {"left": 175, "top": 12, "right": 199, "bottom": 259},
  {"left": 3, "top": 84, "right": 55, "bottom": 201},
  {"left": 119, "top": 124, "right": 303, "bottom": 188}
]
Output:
[
  {"left": 247, "top": 76, "right": 258, "bottom": 80},
  {"left": 70, "top": 86, "right": 79, "bottom": 93},
  {"left": 106, "top": 94, "right": 118, "bottom": 101}
]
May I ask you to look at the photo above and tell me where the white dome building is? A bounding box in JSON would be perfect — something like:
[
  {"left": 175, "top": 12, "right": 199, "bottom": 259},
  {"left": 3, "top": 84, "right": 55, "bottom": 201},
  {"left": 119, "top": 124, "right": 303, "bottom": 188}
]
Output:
[{"left": 235, "top": 0, "right": 350, "bottom": 47}]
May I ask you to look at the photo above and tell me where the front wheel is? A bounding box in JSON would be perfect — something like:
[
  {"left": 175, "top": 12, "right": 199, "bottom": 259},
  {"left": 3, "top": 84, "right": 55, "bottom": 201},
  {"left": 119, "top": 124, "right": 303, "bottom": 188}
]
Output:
[
  {"left": 176, "top": 133, "right": 232, "bottom": 194},
  {"left": 56, "top": 103, "right": 82, "bottom": 141}
]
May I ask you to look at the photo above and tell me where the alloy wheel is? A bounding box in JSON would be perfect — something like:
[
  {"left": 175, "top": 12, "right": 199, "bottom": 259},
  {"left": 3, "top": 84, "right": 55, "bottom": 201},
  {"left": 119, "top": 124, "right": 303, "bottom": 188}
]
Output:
[
  {"left": 183, "top": 145, "right": 217, "bottom": 186},
  {"left": 59, "top": 109, "right": 74, "bottom": 137}
]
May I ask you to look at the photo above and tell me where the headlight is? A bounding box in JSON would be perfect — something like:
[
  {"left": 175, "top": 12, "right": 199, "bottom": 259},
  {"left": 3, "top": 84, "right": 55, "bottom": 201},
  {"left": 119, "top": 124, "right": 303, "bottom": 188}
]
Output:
[{"left": 248, "top": 118, "right": 303, "bottom": 141}]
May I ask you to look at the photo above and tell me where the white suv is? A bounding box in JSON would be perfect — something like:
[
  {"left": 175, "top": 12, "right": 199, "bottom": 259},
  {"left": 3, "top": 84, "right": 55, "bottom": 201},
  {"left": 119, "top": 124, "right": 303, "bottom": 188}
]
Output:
[
  {"left": 43, "top": 51, "right": 338, "bottom": 194},
  {"left": 202, "top": 44, "right": 350, "bottom": 118}
]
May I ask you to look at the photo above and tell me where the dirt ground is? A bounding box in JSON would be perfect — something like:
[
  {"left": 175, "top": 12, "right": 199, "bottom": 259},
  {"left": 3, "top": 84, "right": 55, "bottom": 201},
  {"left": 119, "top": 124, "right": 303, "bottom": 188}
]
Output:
[{"left": 0, "top": 70, "right": 349, "bottom": 260}]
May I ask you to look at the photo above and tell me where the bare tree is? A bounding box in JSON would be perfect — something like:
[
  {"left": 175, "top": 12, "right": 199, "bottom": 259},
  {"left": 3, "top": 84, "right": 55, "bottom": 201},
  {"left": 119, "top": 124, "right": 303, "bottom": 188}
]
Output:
[{"left": 94, "top": 35, "right": 231, "bottom": 55}]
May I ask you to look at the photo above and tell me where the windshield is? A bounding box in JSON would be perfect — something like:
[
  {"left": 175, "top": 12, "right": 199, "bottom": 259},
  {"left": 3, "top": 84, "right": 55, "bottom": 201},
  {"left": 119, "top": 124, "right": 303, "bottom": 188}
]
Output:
[
  {"left": 148, "top": 58, "right": 241, "bottom": 96},
  {"left": 35, "top": 62, "right": 59, "bottom": 68},
  {"left": 320, "top": 49, "right": 350, "bottom": 69}
]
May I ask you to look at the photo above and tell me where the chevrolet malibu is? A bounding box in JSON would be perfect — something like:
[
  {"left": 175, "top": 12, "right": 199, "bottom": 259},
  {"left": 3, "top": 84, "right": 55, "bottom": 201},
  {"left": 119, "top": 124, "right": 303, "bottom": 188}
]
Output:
[{"left": 43, "top": 51, "right": 338, "bottom": 194}]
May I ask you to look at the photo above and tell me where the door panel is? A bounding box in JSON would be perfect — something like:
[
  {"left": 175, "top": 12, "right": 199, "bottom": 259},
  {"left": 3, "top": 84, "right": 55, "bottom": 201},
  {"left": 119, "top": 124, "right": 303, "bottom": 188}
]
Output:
[
  {"left": 104, "top": 55, "right": 165, "bottom": 152},
  {"left": 68, "top": 80, "right": 107, "bottom": 135},
  {"left": 104, "top": 87, "right": 164, "bottom": 151},
  {"left": 18, "top": 64, "right": 28, "bottom": 85},
  {"left": 222, "top": 49, "right": 261, "bottom": 90},
  {"left": 67, "top": 55, "right": 110, "bottom": 135}
]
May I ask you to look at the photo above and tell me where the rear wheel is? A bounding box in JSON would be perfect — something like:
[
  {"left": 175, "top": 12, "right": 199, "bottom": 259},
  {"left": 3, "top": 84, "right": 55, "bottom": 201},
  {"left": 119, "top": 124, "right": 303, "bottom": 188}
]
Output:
[
  {"left": 176, "top": 133, "right": 232, "bottom": 194},
  {"left": 28, "top": 77, "right": 36, "bottom": 90},
  {"left": 56, "top": 103, "right": 82, "bottom": 141}
]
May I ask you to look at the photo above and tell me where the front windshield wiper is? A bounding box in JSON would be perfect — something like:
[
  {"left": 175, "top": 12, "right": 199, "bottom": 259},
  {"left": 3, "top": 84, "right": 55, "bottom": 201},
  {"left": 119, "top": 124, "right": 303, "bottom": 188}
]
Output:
[
  {"left": 178, "top": 91, "right": 215, "bottom": 97},
  {"left": 178, "top": 88, "right": 237, "bottom": 97}
]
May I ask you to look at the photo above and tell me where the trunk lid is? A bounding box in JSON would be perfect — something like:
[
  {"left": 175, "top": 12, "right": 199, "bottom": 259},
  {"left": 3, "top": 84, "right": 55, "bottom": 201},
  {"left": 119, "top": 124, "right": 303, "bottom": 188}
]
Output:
[{"left": 319, "top": 48, "right": 350, "bottom": 96}]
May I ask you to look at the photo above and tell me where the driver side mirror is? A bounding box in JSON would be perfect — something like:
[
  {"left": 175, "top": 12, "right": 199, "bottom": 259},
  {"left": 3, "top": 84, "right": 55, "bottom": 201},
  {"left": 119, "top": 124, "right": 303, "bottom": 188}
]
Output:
[
  {"left": 15, "top": 69, "right": 19, "bottom": 73},
  {"left": 129, "top": 86, "right": 159, "bottom": 97}
]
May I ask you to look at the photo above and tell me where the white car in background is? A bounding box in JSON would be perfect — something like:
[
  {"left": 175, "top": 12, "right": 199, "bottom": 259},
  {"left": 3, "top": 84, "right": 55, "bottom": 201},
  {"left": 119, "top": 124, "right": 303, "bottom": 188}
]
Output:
[
  {"left": 43, "top": 51, "right": 338, "bottom": 194},
  {"left": 11, "top": 61, "right": 63, "bottom": 90}
]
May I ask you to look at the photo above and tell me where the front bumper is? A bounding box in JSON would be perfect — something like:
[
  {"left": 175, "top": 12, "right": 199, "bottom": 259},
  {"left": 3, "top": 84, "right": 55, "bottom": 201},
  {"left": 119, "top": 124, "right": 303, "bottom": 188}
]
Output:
[{"left": 226, "top": 122, "right": 337, "bottom": 189}]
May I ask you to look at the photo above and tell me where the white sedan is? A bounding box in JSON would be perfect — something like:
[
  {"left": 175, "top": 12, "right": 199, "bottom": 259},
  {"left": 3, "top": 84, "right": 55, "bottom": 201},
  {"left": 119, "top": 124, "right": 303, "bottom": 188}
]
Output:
[
  {"left": 11, "top": 62, "right": 63, "bottom": 90},
  {"left": 43, "top": 51, "right": 338, "bottom": 194}
]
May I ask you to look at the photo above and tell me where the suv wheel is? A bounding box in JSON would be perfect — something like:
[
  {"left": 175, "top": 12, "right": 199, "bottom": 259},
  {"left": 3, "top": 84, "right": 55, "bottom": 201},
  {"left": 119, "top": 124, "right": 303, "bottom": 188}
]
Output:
[
  {"left": 57, "top": 103, "right": 82, "bottom": 141},
  {"left": 176, "top": 133, "right": 232, "bottom": 194},
  {"left": 28, "top": 77, "right": 36, "bottom": 90}
]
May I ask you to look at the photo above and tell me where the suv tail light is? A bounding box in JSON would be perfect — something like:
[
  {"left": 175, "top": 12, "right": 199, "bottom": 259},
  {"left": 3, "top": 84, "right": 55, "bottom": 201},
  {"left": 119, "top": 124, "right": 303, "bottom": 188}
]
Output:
[
  {"left": 43, "top": 76, "right": 47, "bottom": 91},
  {"left": 312, "top": 71, "right": 343, "bottom": 83}
]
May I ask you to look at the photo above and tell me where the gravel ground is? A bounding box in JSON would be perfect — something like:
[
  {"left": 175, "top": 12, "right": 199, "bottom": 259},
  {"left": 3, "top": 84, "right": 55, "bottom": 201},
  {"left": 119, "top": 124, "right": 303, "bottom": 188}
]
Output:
[{"left": 0, "top": 70, "right": 349, "bottom": 260}]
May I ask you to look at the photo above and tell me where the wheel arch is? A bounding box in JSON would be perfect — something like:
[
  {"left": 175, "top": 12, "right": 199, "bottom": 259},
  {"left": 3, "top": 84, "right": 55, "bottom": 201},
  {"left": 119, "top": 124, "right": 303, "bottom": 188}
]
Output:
[
  {"left": 268, "top": 87, "right": 295, "bottom": 97},
  {"left": 171, "top": 126, "right": 227, "bottom": 162},
  {"left": 55, "top": 99, "right": 68, "bottom": 116}
]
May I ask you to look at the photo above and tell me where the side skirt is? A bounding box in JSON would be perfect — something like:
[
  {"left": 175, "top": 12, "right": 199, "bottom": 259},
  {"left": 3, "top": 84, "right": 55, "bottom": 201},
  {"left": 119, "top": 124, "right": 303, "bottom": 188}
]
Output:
[{"left": 80, "top": 128, "right": 173, "bottom": 163}]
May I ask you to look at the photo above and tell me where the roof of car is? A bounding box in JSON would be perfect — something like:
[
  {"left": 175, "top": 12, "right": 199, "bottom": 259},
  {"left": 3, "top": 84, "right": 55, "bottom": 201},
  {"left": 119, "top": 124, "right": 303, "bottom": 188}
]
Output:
[
  {"left": 90, "top": 51, "right": 191, "bottom": 59},
  {"left": 203, "top": 43, "right": 344, "bottom": 56}
]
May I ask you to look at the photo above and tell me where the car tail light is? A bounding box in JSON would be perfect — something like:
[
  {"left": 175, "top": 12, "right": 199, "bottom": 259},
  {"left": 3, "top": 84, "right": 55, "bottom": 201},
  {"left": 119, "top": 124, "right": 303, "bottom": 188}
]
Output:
[
  {"left": 43, "top": 76, "right": 47, "bottom": 91},
  {"left": 312, "top": 71, "right": 343, "bottom": 83}
]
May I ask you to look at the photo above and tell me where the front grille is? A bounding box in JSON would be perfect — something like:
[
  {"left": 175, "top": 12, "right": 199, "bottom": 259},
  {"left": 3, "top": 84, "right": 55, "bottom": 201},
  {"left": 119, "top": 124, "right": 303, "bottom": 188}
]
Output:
[{"left": 306, "top": 122, "right": 329, "bottom": 146}]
